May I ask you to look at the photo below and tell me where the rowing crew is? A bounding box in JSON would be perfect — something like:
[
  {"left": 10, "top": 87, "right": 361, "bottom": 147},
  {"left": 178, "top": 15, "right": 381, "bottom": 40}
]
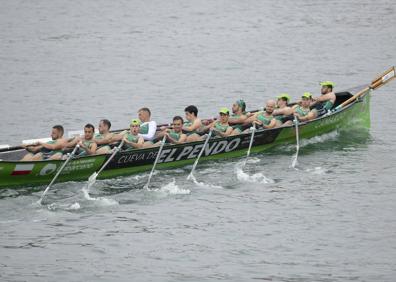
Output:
[{"left": 21, "top": 81, "right": 336, "bottom": 161}]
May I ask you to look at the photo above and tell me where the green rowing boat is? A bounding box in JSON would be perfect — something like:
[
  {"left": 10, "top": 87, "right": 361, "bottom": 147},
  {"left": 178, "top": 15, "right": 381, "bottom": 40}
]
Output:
[{"left": 0, "top": 68, "right": 394, "bottom": 188}]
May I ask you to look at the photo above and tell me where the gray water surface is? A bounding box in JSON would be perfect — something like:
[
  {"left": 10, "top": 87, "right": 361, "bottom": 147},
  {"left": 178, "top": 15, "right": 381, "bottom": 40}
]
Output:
[{"left": 1, "top": 0, "right": 396, "bottom": 281}]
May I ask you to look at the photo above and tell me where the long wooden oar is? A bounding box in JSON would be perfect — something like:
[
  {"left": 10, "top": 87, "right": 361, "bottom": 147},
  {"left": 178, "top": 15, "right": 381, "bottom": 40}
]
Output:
[
  {"left": 144, "top": 136, "right": 167, "bottom": 190},
  {"left": 243, "top": 125, "right": 256, "bottom": 167},
  {"left": 333, "top": 66, "right": 395, "bottom": 112},
  {"left": 291, "top": 118, "right": 300, "bottom": 168},
  {"left": 38, "top": 144, "right": 80, "bottom": 205},
  {"left": 88, "top": 140, "right": 125, "bottom": 187},
  {"left": 187, "top": 130, "right": 213, "bottom": 180}
]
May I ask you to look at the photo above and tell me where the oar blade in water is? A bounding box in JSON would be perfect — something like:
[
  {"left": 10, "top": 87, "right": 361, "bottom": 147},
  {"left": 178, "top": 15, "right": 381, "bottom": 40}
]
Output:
[{"left": 88, "top": 172, "right": 98, "bottom": 185}]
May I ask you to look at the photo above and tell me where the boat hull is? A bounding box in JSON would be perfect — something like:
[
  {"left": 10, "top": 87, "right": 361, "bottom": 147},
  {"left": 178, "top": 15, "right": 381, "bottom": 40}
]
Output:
[{"left": 0, "top": 89, "right": 371, "bottom": 189}]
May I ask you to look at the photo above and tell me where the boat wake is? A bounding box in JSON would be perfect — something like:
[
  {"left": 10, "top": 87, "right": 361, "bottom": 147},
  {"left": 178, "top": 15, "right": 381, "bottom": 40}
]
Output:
[
  {"left": 299, "top": 130, "right": 339, "bottom": 147},
  {"left": 235, "top": 163, "right": 274, "bottom": 184}
]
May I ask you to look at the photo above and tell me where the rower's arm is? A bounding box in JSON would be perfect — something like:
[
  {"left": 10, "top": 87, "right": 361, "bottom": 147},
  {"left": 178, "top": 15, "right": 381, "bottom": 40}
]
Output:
[
  {"left": 223, "top": 127, "right": 234, "bottom": 137},
  {"left": 297, "top": 110, "right": 317, "bottom": 122},
  {"left": 243, "top": 114, "right": 257, "bottom": 126},
  {"left": 110, "top": 132, "right": 125, "bottom": 142},
  {"left": 65, "top": 137, "right": 79, "bottom": 148},
  {"left": 84, "top": 142, "right": 97, "bottom": 155},
  {"left": 263, "top": 119, "right": 277, "bottom": 129},
  {"left": 24, "top": 144, "right": 42, "bottom": 153},
  {"left": 228, "top": 115, "right": 247, "bottom": 125},
  {"left": 273, "top": 107, "right": 293, "bottom": 116},
  {"left": 139, "top": 121, "right": 157, "bottom": 141},
  {"left": 201, "top": 121, "right": 215, "bottom": 133},
  {"left": 314, "top": 92, "right": 336, "bottom": 103},
  {"left": 95, "top": 134, "right": 114, "bottom": 145},
  {"left": 166, "top": 133, "right": 186, "bottom": 144},
  {"left": 41, "top": 139, "right": 67, "bottom": 150},
  {"left": 132, "top": 137, "right": 145, "bottom": 149},
  {"left": 183, "top": 119, "right": 202, "bottom": 132}
]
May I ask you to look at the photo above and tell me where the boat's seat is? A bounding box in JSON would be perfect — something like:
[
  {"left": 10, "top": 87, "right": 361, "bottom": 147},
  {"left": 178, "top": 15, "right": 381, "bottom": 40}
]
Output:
[{"left": 334, "top": 92, "right": 353, "bottom": 108}]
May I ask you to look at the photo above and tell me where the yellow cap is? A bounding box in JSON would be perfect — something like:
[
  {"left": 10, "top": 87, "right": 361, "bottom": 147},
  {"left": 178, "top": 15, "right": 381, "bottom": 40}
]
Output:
[
  {"left": 276, "top": 93, "right": 290, "bottom": 101},
  {"left": 130, "top": 119, "right": 141, "bottom": 126},
  {"left": 302, "top": 92, "right": 313, "bottom": 99},
  {"left": 320, "top": 81, "right": 335, "bottom": 87},
  {"left": 219, "top": 107, "right": 230, "bottom": 115}
]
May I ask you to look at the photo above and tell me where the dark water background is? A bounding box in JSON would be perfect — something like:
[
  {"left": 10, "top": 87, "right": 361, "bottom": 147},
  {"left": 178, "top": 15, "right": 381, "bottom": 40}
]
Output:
[{"left": 1, "top": 0, "right": 396, "bottom": 281}]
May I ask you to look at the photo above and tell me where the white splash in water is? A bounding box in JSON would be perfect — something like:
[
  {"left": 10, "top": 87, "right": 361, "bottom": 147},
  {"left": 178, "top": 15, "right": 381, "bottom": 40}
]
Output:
[
  {"left": 245, "top": 157, "right": 261, "bottom": 164},
  {"left": 67, "top": 202, "right": 81, "bottom": 210},
  {"left": 305, "top": 166, "right": 327, "bottom": 175},
  {"left": 189, "top": 174, "right": 223, "bottom": 189},
  {"left": 291, "top": 153, "right": 299, "bottom": 169},
  {"left": 82, "top": 184, "right": 119, "bottom": 206},
  {"left": 235, "top": 165, "right": 274, "bottom": 184},
  {"left": 160, "top": 179, "right": 190, "bottom": 195}
]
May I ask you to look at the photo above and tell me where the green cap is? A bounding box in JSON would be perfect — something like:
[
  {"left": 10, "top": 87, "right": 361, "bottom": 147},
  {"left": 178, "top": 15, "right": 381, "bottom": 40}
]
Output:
[
  {"left": 219, "top": 107, "right": 230, "bottom": 115},
  {"left": 130, "top": 119, "right": 141, "bottom": 126},
  {"left": 320, "top": 81, "right": 335, "bottom": 87},
  {"left": 235, "top": 99, "right": 246, "bottom": 111},
  {"left": 277, "top": 93, "right": 290, "bottom": 101},
  {"left": 302, "top": 92, "right": 313, "bottom": 99}
]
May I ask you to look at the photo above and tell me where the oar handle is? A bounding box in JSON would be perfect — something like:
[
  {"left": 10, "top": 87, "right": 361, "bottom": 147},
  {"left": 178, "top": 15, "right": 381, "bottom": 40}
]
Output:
[{"left": 334, "top": 67, "right": 395, "bottom": 112}]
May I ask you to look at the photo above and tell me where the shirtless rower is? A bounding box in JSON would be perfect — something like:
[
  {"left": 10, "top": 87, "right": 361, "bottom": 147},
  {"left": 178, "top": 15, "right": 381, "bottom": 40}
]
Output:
[
  {"left": 293, "top": 92, "right": 318, "bottom": 122},
  {"left": 138, "top": 107, "right": 157, "bottom": 142},
  {"left": 229, "top": 99, "right": 248, "bottom": 135},
  {"left": 95, "top": 119, "right": 114, "bottom": 154},
  {"left": 21, "top": 125, "right": 67, "bottom": 161},
  {"left": 112, "top": 119, "right": 145, "bottom": 150},
  {"left": 66, "top": 124, "right": 97, "bottom": 156},
  {"left": 244, "top": 100, "right": 277, "bottom": 129},
  {"left": 273, "top": 93, "right": 294, "bottom": 126},
  {"left": 311, "top": 81, "right": 336, "bottom": 115},
  {"left": 156, "top": 116, "right": 187, "bottom": 145},
  {"left": 183, "top": 105, "right": 204, "bottom": 142}
]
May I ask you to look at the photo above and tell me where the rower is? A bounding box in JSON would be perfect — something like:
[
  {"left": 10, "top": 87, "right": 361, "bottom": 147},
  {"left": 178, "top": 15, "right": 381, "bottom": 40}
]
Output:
[
  {"left": 138, "top": 107, "right": 157, "bottom": 142},
  {"left": 244, "top": 100, "right": 277, "bottom": 129},
  {"left": 112, "top": 119, "right": 145, "bottom": 150},
  {"left": 273, "top": 93, "right": 294, "bottom": 126},
  {"left": 293, "top": 92, "right": 318, "bottom": 122},
  {"left": 200, "top": 108, "right": 233, "bottom": 138},
  {"left": 156, "top": 116, "right": 187, "bottom": 145},
  {"left": 66, "top": 124, "right": 97, "bottom": 156},
  {"left": 183, "top": 105, "right": 204, "bottom": 142},
  {"left": 311, "top": 81, "right": 336, "bottom": 115},
  {"left": 229, "top": 99, "right": 248, "bottom": 135},
  {"left": 95, "top": 119, "right": 114, "bottom": 154},
  {"left": 21, "top": 125, "right": 67, "bottom": 161}
]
